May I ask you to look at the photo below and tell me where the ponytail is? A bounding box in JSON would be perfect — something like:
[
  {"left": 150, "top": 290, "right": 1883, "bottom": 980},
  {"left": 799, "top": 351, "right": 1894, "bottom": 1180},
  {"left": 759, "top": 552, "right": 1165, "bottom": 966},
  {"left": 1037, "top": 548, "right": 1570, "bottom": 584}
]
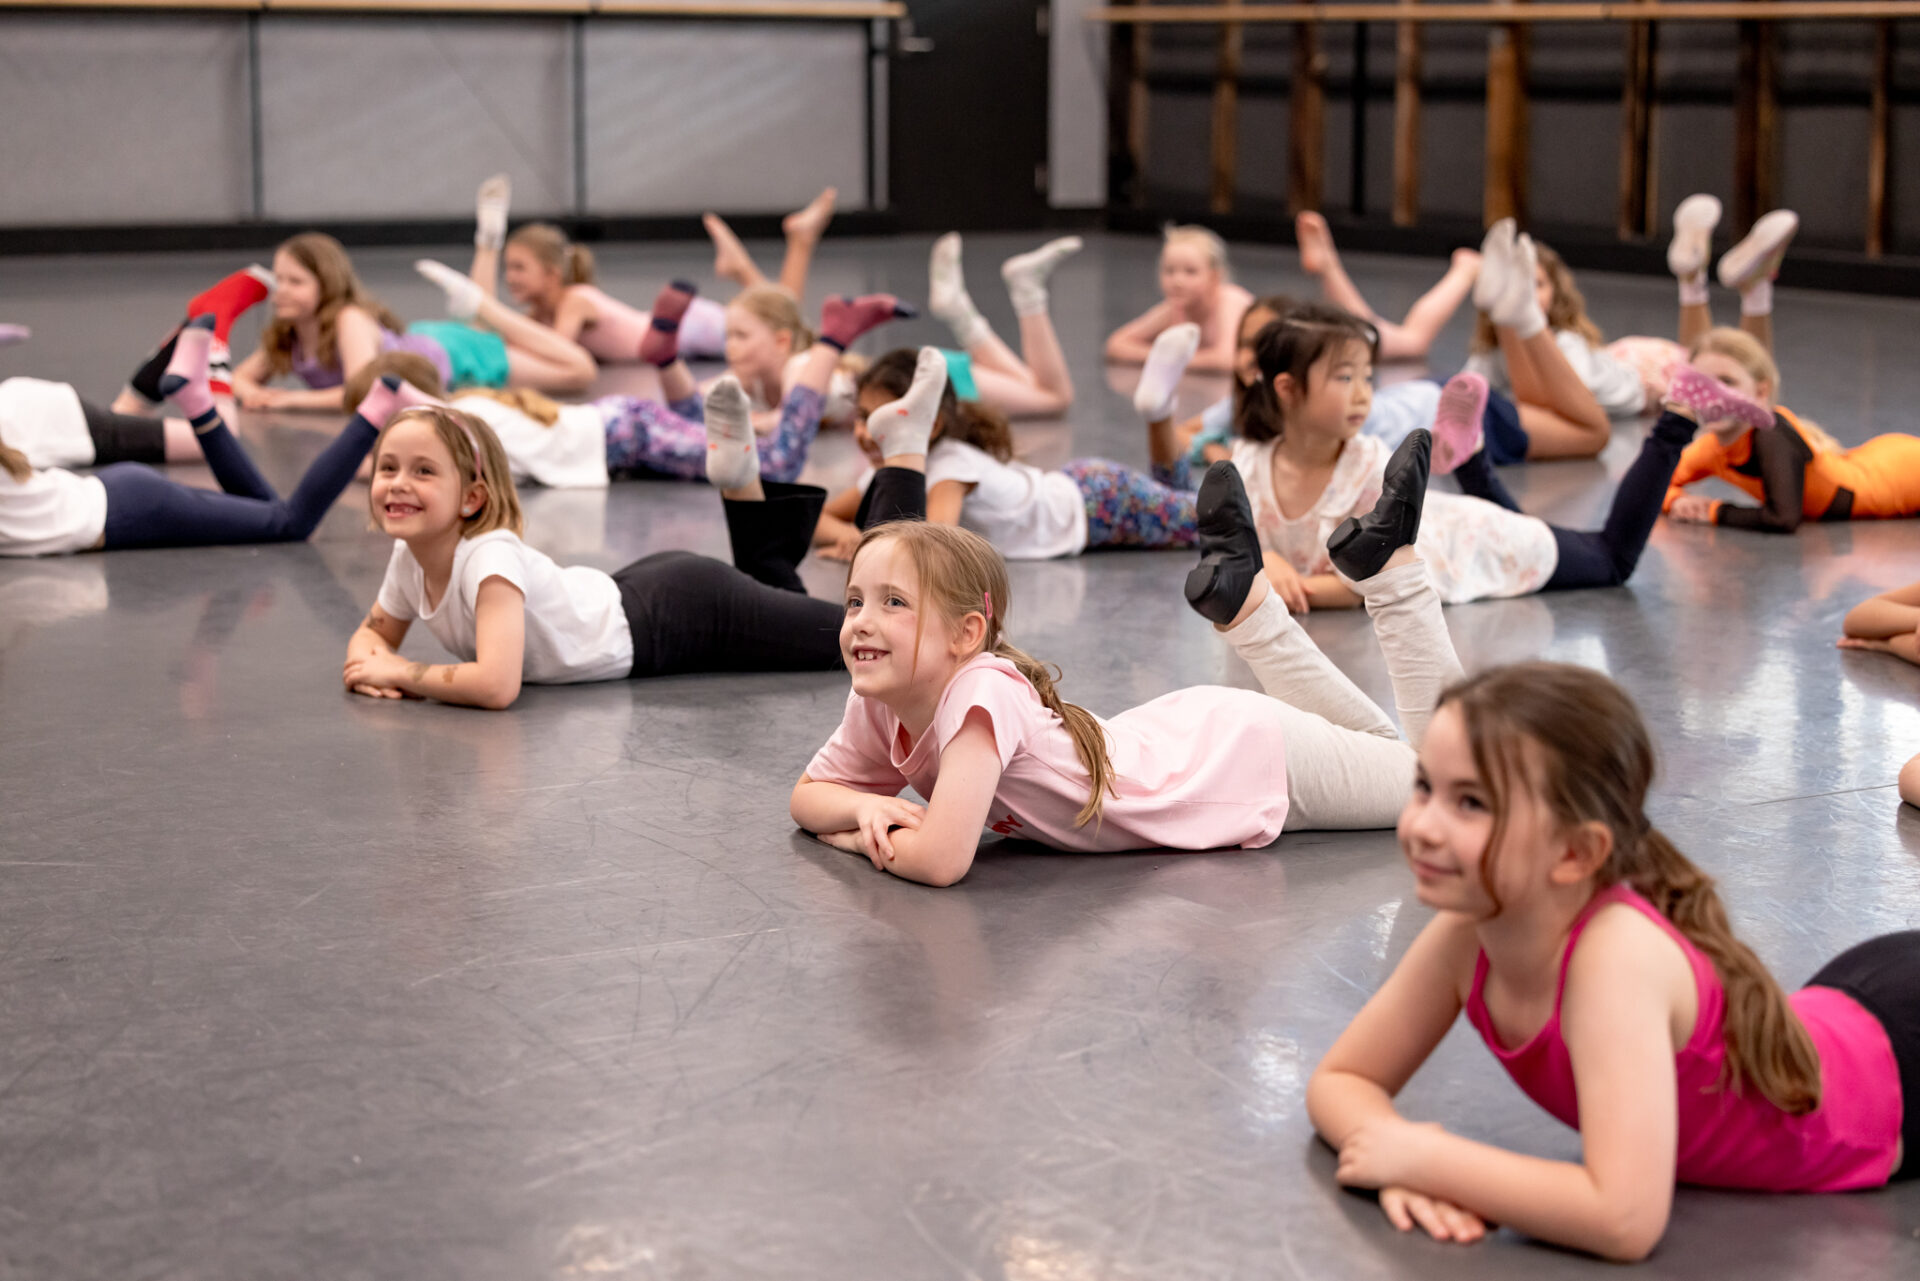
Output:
[
  {"left": 993, "top": 640, "right": 1115, "bottom": 827},
  {"left": 0, "top": 437, "right": 30, "bottom": 483},
  {"left": 1627, "top": 829, "right": 1823, "bottom": 1113},
  {"left": 1442, "top": 662, "right": 1824, "bottom": 1116},
  {"left": 565, "top": 243, "right": 596, "bottom": 286}
]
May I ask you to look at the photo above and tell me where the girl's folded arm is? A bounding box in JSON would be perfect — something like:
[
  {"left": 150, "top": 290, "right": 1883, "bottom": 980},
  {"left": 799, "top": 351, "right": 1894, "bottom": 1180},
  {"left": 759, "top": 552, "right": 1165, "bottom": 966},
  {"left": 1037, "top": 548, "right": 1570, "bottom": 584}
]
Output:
[
  {"left": 350, "top": 576, "right": 527, "bottom": 710},
  {"left": 1309, "top": 913, "right": 1478, "bottom": 1147},
  {"left": 789, "top": 774, "right": 885, "bottom": 835},
  {"left": 879, "top": 711, "right": 1003, "bottom": 887},
  {"left": 1384, "top": 911, "right": 1684, "bottom": 1262}
]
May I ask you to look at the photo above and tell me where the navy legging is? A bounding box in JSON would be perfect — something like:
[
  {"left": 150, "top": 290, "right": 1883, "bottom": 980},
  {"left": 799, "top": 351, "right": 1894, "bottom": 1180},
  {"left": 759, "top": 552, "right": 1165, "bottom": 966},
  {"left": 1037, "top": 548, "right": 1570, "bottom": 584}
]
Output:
[
  {"left": 99, "top": 411, "right": 378, "bottom": 550},
  {"left": 1450, "top": 410, "right": 1697, "bottom": 591}
]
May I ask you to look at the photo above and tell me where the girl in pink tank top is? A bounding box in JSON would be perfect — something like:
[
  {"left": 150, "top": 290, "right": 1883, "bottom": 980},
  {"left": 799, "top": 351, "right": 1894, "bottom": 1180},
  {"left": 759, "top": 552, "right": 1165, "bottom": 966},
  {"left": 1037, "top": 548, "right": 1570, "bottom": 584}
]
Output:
[{"left": 1307, "top": 663, "right": 1914, "bottom": 1262}]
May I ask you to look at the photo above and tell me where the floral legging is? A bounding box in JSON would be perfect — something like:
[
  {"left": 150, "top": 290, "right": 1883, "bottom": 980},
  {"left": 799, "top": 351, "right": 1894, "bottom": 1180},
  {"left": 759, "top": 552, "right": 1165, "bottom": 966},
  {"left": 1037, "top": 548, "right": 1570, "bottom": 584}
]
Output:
[
  {"left": 1060, "top": 457, "right": 1197, "bottom": 549},
  {"left": 600, "top": 385, "right": 826, "bottom": 483}
]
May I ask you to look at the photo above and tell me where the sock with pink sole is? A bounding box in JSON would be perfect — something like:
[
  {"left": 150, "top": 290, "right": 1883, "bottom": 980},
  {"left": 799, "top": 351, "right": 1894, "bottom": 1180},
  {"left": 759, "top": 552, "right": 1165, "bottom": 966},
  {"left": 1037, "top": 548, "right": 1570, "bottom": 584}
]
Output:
[{"left": 159, "top": 316, "right": 219, "bottom": 424}]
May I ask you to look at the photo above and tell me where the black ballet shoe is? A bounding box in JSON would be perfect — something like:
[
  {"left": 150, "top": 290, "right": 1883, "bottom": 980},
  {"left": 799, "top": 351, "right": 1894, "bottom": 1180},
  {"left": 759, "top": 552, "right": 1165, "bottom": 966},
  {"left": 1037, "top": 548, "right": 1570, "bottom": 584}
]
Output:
[
  {"left": 1327, "top": 428, "right": 1430, "bottom": 582},
  {"left": 1183, "top": 461, "right": 1264, "bottom": 626}
]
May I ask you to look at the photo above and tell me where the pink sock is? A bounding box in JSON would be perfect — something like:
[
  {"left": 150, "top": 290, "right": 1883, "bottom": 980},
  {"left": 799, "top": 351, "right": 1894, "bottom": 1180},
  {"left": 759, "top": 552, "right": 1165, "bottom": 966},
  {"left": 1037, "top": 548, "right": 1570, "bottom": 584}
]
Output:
[
  {"left": 1430, "top": 372, "right": 1489, "bottom": 476},
  {"left": 819, "top": 293, "right": 915, "bottom": 351},
  {"left": 639, "top": 280, "right": 697, "bottom": 367},
  {"left": 356, "top": 376, "right": 443, "bottom": 429},
  {"left": 1665, "top": 365, "right": 1773, "bottom": 433},
  {"left": 159, "top": 316, "right": 217, "bottom": 421}
]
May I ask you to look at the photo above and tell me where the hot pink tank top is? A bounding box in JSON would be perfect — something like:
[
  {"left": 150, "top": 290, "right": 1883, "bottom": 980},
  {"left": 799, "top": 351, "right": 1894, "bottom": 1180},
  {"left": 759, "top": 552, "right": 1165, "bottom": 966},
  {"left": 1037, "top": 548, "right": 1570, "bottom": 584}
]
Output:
[
  {"left": 1464, "top": 883, "right": 1901, "bottom": 1192},
  {"left": 567, "top": 285, "right": 649, "bottom": 364}
]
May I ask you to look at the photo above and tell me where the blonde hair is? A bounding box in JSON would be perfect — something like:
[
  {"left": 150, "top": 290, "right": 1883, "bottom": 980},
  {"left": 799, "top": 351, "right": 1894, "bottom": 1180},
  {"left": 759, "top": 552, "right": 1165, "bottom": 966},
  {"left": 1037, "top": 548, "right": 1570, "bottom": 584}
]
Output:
[
  {"left": 1162, "top": 223, "right": 1232, "bottom": 282},
  {"left": 1441, "top": 663, "right": 1823, "bottom": 1116},
  {"left": 0, "top": 437, "right": 29, "bottom": 483},
  {"left": 368, "top": 406, "right": 524, "bottom": 538},
  {"left": 849, "top": 522, "right": 1115, "bottom": 826},
  {"left": 730, "top": 285, "right": 815, "bottom": 350},
  {"left": 507, "top": 223, "right": 596, "bottom": 286},
  {"left": 1471, "top": 240, "right": 1603, "bottom": 353},
  {"left": 259, "top": 233, "right": 405, "bottom": 378},
  {"left": 1688, "top": 328, "right": 1835, "bottom": 449},
  {"left": 342, "top": 351, "right": 445, "bottom": 411},
  {"left": 459, "top": 387, "right": 563, "bottom": 428}
]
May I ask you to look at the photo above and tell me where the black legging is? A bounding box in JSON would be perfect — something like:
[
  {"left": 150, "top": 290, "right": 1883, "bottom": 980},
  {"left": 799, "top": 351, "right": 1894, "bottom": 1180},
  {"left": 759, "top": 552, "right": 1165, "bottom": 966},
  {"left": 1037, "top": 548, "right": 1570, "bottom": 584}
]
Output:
[
  {"left": 616, "top": 467, "right": 929, "bottom": 678},
  {"left": 81, "top": 398, "right": 167, "bottom": 466},
  {"left": 1450, "top": 410, "right": 1697, "bottom": 591}
]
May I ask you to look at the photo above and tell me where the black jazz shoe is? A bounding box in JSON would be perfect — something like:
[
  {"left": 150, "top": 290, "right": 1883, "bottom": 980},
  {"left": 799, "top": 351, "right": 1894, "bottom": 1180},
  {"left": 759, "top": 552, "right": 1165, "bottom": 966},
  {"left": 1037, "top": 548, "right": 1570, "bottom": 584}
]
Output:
[
  {"left": 1184, "top": 461, "right": 1265, "bottom": 626},
  {"left": 1326, "top": 428, "right": 1431, "bottom": 582}
]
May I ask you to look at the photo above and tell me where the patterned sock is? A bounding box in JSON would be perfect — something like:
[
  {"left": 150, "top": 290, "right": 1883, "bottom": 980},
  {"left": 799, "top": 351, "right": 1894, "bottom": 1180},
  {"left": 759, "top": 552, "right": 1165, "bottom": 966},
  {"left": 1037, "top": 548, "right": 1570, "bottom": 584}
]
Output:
[
  {"left": 703, "top": 375, "right": 759, "bottom": 489},
  {"left": 866, "top": 347, "right": 947, "bottom": 458}
]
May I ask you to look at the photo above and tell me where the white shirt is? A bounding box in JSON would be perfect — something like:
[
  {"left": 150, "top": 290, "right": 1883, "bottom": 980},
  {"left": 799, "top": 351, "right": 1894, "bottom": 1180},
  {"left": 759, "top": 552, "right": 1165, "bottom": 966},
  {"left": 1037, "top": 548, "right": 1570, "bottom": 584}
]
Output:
[
  {"left": 1231, "top": 434, "right": 1558, "bottom": 604},
  {"left": 861, "top": 439, "right": 1088, "bottom": 560},
  {"left": 1465, "top": 329, "right": 1647, "bottom": 419},
  {"left": 0, "top": 464, "right": 107, "bottom": 557},
  {"left": 449, "top": 395, "right": 609, "bottom": 490},
  {"left": 374, "top": 529, "right": 633, "bottom": 683},
  {"left": 0, "top": 378, "right": 93, "bottom": 470}
]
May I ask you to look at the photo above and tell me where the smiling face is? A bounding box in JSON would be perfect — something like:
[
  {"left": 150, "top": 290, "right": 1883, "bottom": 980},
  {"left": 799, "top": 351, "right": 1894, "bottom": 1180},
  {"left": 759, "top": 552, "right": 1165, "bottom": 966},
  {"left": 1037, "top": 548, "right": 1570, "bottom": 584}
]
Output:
[
  {"left": 270, "top": 249, "right": 321, "bottom": 323},
  {"left": 1399, "top": 704, "right": 1564, "bottom": 917},
  {"left": 1159, "top": 241, "right": 1219, "bottom": 312},
  {"left": 840, "top": 536, "right": 973, "bottom": 709},
  {"left": 501, "top": 241, "right": 562, "bottom": 309},
  {"left": 368, "top": 415, "right": 484, "bottom": 543},
  {"left": 1276, "top": 337, "right": 1374, "bottom": 442}
]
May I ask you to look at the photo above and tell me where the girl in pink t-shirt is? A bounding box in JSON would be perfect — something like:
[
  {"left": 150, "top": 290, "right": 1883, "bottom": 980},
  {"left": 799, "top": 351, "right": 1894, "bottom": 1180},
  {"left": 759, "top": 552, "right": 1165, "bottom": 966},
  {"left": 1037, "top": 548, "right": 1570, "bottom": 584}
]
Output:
[
  {"left": 1308, "top": 662, "right": 1916, "bottom": 1262},
  {"left": 792, "top": 442, "right": 1471, "bottom": 886}
]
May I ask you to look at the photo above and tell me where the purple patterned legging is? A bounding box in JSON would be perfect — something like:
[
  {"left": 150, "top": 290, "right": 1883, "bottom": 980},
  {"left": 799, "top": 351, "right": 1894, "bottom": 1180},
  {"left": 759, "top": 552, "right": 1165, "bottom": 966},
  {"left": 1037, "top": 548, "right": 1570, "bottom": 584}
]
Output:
[
  {"left": 1060, "top": 457, "right": 1197, "bottom": 549},
  {"left": 600, "top": 385, "right": 826, "bottom": 482}
]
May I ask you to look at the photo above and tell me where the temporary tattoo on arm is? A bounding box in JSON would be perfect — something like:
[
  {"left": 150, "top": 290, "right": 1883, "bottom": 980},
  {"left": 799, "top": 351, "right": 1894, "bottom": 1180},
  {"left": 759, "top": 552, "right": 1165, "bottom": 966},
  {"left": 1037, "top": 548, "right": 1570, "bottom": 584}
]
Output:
[
  {"left": 406, "top": 662, "right": 429, "bottom": 684},
  {"left": 440, "top": 666, "right": 456, "bottom": 684}
]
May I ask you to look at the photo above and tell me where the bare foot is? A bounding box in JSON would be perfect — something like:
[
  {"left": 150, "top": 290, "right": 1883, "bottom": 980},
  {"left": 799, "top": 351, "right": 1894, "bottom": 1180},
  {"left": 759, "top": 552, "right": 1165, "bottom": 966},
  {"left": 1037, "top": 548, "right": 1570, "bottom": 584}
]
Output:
[
  {"left": 783, "top": 187, "right": 838, "bottom": 247},
  {"left": 1296, "top": 211, "right": 1335, "bottom": 277},
  {"left": 704, "top": 213, "right": 760, "bottom": 287}
]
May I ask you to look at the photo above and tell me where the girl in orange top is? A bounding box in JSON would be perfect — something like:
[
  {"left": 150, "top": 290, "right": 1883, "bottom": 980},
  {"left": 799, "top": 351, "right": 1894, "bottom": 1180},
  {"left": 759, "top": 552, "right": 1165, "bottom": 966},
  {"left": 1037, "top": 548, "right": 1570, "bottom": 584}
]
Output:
[{"left": 1663, "top": 328, "right": 1920, "bottom": 532}]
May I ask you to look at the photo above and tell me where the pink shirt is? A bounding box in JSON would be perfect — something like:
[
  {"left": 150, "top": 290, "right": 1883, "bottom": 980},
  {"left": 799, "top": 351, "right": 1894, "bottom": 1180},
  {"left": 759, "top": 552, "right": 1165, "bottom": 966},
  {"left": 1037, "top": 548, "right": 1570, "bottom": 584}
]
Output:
[
  {"left": 1466, "top": 883, "right": 1902, "bottom": 1192},
  {"left": 806, "top": 653, "right": 1291, "bottom": 853}
]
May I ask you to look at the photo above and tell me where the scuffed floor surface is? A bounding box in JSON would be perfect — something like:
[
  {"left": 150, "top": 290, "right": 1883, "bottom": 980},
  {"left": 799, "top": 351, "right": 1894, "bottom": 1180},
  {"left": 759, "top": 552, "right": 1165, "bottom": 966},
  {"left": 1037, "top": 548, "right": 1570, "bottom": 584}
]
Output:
[{"left": 3, "top": 233, "right": 1918, "bottom": 1278}]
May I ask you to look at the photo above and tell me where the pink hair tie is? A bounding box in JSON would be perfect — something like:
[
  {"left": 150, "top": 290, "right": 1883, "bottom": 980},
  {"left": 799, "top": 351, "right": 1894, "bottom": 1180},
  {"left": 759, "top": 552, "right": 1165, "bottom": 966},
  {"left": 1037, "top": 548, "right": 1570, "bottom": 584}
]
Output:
[{"left": 982, "top": 590, "right": 993, "bottom": 620}]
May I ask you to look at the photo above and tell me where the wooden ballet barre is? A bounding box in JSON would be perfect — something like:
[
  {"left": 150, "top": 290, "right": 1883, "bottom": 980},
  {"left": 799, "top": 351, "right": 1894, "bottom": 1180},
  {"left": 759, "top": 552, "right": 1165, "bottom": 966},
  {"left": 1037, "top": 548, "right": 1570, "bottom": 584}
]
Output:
[{"left": 1089, "top": 2, "right": 1920, "bottom": 22}]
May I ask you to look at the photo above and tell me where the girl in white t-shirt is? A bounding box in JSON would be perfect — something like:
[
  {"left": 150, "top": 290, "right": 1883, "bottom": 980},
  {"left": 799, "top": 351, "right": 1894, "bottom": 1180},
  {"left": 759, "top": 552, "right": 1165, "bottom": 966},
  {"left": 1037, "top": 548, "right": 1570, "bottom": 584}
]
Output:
[
  {"left": 812, "top": 333, "right": 1210, "bottom": 562},
  {"left": 340, "top": 378, "right": 910, "bottom": 709},
  {"left": 791, "top": 472, "right": 1470, "bottom": 886},
  {"left": 1231, "top": 304, "right": 1715, "bottom": 612}
]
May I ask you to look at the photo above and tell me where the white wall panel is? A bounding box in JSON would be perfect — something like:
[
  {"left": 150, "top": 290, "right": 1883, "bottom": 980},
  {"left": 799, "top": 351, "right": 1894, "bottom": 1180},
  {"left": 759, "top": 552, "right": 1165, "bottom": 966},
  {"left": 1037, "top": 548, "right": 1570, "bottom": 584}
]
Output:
[
  {"left": 583, "top": 22, "right": 866, "bottom": 215},
  {"left": 259, "top": 17, "right": 573, "bottom": 221},
  {"left": 0, "top": 16, "right": 251, "bottom": 226}
]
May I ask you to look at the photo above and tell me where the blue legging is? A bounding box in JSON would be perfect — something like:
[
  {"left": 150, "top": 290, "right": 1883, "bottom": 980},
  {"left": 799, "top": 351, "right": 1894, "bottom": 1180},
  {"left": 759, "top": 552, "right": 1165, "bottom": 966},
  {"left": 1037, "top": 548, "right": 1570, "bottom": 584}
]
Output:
[
  {"left": 99, "top": 410, "right": 378, "bottom": 549},
  {"left": 1451, "top": 409, "right": 1696, "bottom": 590},
  {"left": 1061, "top": 457, "right": 1198, "bottom": 549}
]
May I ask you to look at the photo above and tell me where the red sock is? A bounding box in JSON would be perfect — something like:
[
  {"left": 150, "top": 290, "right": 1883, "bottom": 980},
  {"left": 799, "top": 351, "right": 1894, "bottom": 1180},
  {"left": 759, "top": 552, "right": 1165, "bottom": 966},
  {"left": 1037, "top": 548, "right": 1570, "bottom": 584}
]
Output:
[
  {"left": 819, "top": 294, "right": 914, "bottom": 351},
  {"left": 187, "top": 266, "right": 273, "bottom": 343},
  {"left": 638, "top": 280, "right": 698, "bottom": 367}
]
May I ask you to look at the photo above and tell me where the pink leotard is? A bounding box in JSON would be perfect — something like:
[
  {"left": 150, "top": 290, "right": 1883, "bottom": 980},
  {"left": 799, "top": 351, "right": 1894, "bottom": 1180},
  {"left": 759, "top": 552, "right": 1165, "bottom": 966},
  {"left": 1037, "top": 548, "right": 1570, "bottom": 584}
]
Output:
[
  {"left": 1465, "top": 882, "right": 1901, "bottom": 1192},
  {"left": 567, "top": 286, "right": 727, "bottom": 363}
]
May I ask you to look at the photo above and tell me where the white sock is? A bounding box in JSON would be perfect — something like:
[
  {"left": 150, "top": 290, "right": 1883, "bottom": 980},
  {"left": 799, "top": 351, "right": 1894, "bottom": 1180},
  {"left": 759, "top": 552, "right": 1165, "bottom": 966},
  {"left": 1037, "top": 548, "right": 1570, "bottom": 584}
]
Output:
[
  {"left": 1493, "top": 235, "right": 1547, "bottom": 340},
  {"left": 1679, "top": 274, "right": 1710, "bottom": 308},
  {"left": 475, "top": 173, "right": 511, "bottom": 251},
  {"left": 868, "top": 347, "right": 947, "bottom": 459},
  {"left": 414, "top": 259, "right": 483, "bottom": 320},
  {"left": 1001, "top": 235, "right": 1083, "bottom": 317},
  {"left": 1740, "top": 278, "right": 1773, "bottom": 317},
  {"left": 703, "top": 375, "right": 759, "bottom": 490},
  {"left": 1133, "top": 322, "right": 1201, "bottom": 422},
  {"left": 928, "top": 233, "right": 989, "bottom": 348}
]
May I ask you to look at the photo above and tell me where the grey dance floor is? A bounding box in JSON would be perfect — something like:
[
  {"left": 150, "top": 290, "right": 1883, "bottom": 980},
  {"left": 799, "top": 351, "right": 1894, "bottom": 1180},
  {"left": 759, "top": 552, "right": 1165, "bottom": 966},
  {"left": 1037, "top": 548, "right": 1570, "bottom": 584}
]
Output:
[{"left": 4, "top": 232, "right": 1919, "bottom": 1279}]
